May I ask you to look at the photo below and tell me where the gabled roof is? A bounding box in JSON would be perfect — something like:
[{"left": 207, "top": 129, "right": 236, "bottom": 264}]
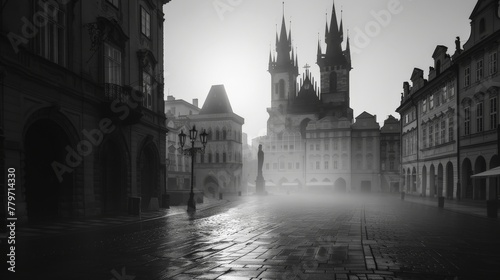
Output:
[
  {"left": 200, "top": 85, "right": 233, "bottom": 115},
  {"left": 356, "top": 111, "right": 374, "bottom": 119}
]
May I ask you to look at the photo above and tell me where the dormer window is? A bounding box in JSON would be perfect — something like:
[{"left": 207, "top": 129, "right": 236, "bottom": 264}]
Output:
[{"left": 479, "top": 18, "right": 486, "bottom": 34}]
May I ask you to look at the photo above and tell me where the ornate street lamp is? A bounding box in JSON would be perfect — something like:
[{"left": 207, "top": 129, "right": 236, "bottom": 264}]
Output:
[{"left": 179, "top": 125, "right": 208, "bottom": 211}]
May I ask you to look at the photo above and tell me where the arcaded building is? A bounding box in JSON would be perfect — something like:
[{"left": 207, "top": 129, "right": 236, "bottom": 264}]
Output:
[
  {"left": 396, "top": 0, "right": 500, "bottom": 201},
  {"left": 1, "top": 0, "right": 170, "bottom": 222}
]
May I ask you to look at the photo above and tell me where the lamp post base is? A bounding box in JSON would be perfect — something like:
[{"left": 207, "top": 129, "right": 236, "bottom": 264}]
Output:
[{"left": 187, "top": 192, "right": 196, "bottom": 212}]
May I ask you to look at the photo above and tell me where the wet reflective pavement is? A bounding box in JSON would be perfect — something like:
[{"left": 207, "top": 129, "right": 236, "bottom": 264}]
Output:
[{"left": 11, "top": 194, "right": 500, "bottom": 279}]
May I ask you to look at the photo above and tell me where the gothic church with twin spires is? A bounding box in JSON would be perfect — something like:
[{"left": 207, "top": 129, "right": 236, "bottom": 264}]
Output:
[{"left": 253, "top": 1, "right": 401, "bottom": 193}]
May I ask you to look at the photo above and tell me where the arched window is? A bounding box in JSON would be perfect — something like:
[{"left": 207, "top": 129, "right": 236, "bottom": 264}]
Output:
[
  {"left": 216, "top": 153, "right": 220, "bottom": 163},
  {"left": 329, "top": 71, "right": 337, "bottom": 92},
  {"left": 207, "top": 128, "right": 213, "bottom": 141},
  {"left": 279, "top": 79, "right": 285, "bottom": 98},
  {"left": 223, "top": 152, "right": 227, "bottom": 163},
  {"left": 222, "top": 128, "right": 227, "bottom": 140},
  {"left": 216, "top": 129, "right": 220, "bottom": 140}
]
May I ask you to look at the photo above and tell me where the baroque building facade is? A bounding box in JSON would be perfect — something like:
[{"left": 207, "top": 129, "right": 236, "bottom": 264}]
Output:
[
  {"left": 1, "top": 0, "right": 170, "bottom": 222},
  {"left": 397, "top": 0, "right": 500, "bottom": 201},
  {"left": 164, "top": 85, "right": 244, "bottom": 198},
  {"left": 253, "top": 2, "right": 399, "bottom": 193}
]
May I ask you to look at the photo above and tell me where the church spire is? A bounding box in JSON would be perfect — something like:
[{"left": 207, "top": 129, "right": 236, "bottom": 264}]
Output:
[
  {"left": 339, "top": 8, "right": 344, "bottom": 42},
  {"left": 320, "top": 0, "right": 347, "bottom": 67},
  {"left": 273, "top": 2, "right": 294, "bottom": 71},
  {"left": 345, "top": 32, "right": 352, "bottom": 68}
]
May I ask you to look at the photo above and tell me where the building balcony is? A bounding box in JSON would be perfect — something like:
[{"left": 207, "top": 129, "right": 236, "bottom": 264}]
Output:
[{"left": 102, "top": 83, "right": 143, "bottom": 125}]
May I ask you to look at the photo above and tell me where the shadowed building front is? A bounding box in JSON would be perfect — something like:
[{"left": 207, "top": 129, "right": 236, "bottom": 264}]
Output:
[{"left": 1, "top": 0, "right": 171, "bottom": 222}]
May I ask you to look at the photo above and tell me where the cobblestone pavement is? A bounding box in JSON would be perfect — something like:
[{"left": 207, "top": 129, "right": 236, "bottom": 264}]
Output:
[{"left": 8, "top": 193, "right": 500, "bottom": 279}]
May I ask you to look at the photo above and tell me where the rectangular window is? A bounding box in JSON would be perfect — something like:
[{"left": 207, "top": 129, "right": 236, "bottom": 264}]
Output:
[
  {"left": 465, "top": 66, "right": 471, "bottom": 87},
  {"left": 441, "top": 120, "right": 446, "bottom": 144},
  {"left": 35, "top": 1, "right": 66, "bottom": 66},
  {"left": 389, "top": 161, "right": 395, "bottom": 170},
  {"left": 141, "top": 7, "right": 151, "bottom": 38},
  {"left": 422, "top": 99, "right": 427, "bottom": 113},
  {"left": 333, "top": 139, "right": 338, "bottom": 150},
  {"left": 334, "top": 161, "right": 338, "bottom": 169},
  {"left": 316, "top": 161, "right": 320, "bottom": 170},
  {"left": 449, "top": 116, "right": 454, "bottom": 142},
  {"left": 435, "top": 122, "right": 440, "bottom": 145},
  {"left": 316, "top": 144, "right": 320, "bottom": 151},
  {"left": 491, "top": 97, "right": 498, "bottom": 130},
  {"left": 477, "top": 59, "right": 484, "bottom": 81},
  {"left": 288, "top": 162, "right": 292, "bottom": 169},
  {"left": 104, "top": 43, "right": 122, "bottom": 85},
  {"left": 422, "top": 126, "right": 427, "bottom": 148},
  {"left": 142, "top": 72, "right": 153, "bottom": 109},
  {"left": 290, "top": 145, "right": 294, "bottom": 150},
  {"left": 490, "top": 52, "right": 498, "bottom": 75},
  {"left": 429, "top": 124, "right": 434, "bottom": 146},
  {"left": 296, "top": 162, "right": 300, "bottom": 169},
  {"left": 325, "top": 142, "right": 329, "bottom": 150},
  {"left": 429, "top": 94, "right": 434, "bottom": 109},
  {"left": 273, "top": 163, "right": 278, "bottom": 170},
  {"left": 477, "top": 102, "right": 484, "bottom": 132},
  {"left": 279, "top": 161, "right": 285, "bottom": 170},
  {"left": 464, "top": 106, "right": 471, "bottom": 135},
  {"left": 324, "top": 161, "right": 329, "bottom": 169}
]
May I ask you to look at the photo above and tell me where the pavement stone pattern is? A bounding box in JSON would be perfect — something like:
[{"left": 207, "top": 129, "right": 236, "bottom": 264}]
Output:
[{"left": 7, "top": 194, "right": 500, "bottom": 279}]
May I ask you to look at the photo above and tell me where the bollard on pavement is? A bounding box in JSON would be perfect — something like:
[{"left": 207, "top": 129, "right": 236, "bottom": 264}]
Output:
[{"left": 438, "top": 196, "right": 445, "bottom": 208}]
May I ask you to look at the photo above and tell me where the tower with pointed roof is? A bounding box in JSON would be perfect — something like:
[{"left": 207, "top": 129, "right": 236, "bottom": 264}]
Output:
[
  {"left": 268, "top": 6, "right": 299, "bottom": 135},
  {"left": 317, "top": 1, "right": 353, "bottom": 121}
]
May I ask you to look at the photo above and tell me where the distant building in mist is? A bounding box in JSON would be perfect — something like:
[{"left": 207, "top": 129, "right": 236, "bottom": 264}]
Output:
[
  {"left": 252, "top": 2, "right": 400, "bottom": 193},
  {"left": 164, "top": 85, "right": 244, "bottom": 198},
  {"left": 397, "top": 0, "right": 500, "bottom": 201},
  {"left": 1, "top": 0, "right": 171, "bottom": 222},
  {"left": 380, "top": 116, "right": 401, "bottom": 192}
]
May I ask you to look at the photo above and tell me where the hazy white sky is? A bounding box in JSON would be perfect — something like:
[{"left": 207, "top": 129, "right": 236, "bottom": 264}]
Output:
[{"left": 163, "top": 0, "right": 476, "bottom": 143}]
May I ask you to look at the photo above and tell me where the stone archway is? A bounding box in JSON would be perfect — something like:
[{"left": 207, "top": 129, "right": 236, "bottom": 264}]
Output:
[
  {"left": 489, "top": 155, "right": 500, "bottom": 200},
  {"left": 204, "top": 176, "right": 219, "bottom": 198},
  {"left": 412, "top": 167, "right": 417, "bottom": 193},
  {"left": 462, "top": 158, "right": 473, "bottom": 199},
  {"left": 474, "top": 156, "right": 487, "bottom": 200},
  {"left": 422, "top": 165, "right": 427, "bottom": 197},
  {"left": 437, "top": 164, "right": 444, "bottom": 197},
  {"left": 24, "top": 119, "right": 74, "bottom": 220},
  {"left": 429, "top": 165, "right": 436, "bottom": 197},
  {"left": 334, "top": 178, "right": 347, "bottom": 192},
  {"left": 446, "top": 162, "right": 454, "bottom": 199}
]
